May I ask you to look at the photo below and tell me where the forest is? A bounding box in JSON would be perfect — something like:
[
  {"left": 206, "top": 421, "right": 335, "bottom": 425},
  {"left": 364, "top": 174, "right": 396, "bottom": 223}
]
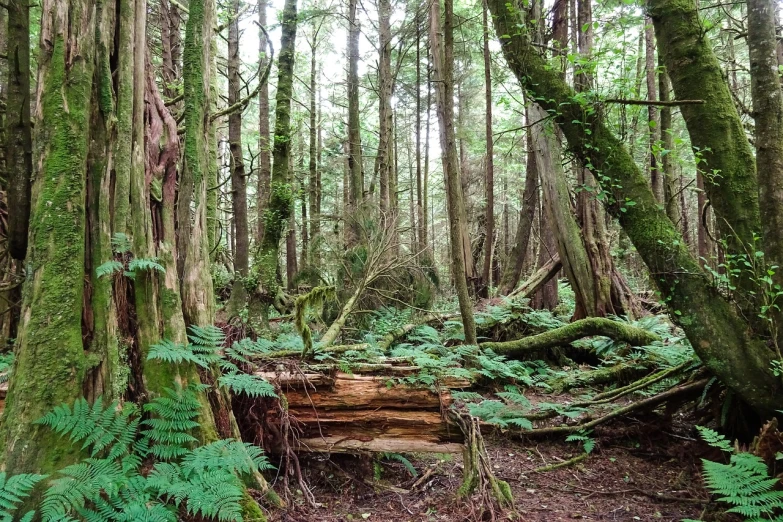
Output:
[{"left": 1, "top": 0, "right": 783, "bottom": 519}]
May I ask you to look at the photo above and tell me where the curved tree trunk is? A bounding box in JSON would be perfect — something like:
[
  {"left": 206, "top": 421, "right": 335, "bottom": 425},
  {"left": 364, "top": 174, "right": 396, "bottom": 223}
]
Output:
[{"left": 487, "top": 0, "right": 783, "bottom": 415}]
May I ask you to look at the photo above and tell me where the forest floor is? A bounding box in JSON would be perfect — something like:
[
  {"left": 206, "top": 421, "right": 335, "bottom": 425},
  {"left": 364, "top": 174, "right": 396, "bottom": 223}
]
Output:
[{"left": 265, "top": 396, "right": 727, "bottom": 522}]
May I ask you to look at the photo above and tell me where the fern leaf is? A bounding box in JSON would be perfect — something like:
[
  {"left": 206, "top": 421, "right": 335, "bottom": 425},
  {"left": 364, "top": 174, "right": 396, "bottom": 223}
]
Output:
[
  {"left": 0, "top": 472, "right": 46, "bottom": 518},
  {"left": 219, "top": 372, "right": 277, "bottom": 398}
]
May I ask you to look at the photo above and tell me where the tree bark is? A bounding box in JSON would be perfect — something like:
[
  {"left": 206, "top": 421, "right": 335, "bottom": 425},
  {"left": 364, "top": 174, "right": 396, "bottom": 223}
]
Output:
[
  {"left": 430, "top": 0, "right": 477, "bottom": 345},
  {"left": 227, "top": 0, "right": 249, "bottom": 315},
  {"left": 488, "top": 0, "right": 783, "bottom": 414},
  {"left": 644, "top": 16, "right": 662, "bottom": 203},
  {"left": 254, "top": 0, "right": 298, "bottom": 308},
  {"left": 346, "top": 0, "right": 364, "bottom": 247},
  {"left": 257, "top": 0, "right": 272, "bottom": 244},
  {"left": 658, "top": 60, "right": 680, "bottom": 227},
  {"left": 480, "top": 0, "right": 495, "bottom": 294},
  {"left": 748, "top": 0, "right": 783, "bottom": 311},
  {"left": 6, "top": 0, "right": 32, "bottom": 261},
  {"left": 308, "top": 30, "right": 321, "bottom": 267}
]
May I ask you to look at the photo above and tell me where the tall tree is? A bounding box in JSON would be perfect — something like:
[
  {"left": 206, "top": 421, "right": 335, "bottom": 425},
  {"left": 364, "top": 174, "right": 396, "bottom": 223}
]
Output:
[
  {"left": 307, "top": 20, "right": 324, "bottom": 268},
  {"left": 254, "top": 0, "right": 298, "bottom": 311},
  {"left": 479, "top": 0, "right": 495, "bottom": 294},
  {"left": 6, "top": 0, "right": 32, "bottom": 261},
  {"left": 748, "top": 0, "right": 783, "bottom": 307},
  {"left": 346, "top": 0, "right": 364, "bottom": 246},
  {"left": 430, "top": 0, "right": 477, "bottom": 345},
  {"left": 227, "top": 0, "right": 249, "bottom": 315},
  {"left": 645, "top": 17, "right": 662, "bottom": 202},
  {"left": 257, "top": 0, "right": 272, "bottom": 244},
  {"left": 376, "top": 0, "right": 393, "bottom": 226}
]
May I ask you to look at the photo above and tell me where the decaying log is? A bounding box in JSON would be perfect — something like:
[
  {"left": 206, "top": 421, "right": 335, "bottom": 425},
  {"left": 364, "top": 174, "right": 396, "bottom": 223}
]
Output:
[
  {"left": 480, "top": 317, "right": 659, "bottom": 357},
  {"left": 261, "top": 371, "right": 466, "bottom": 455}
]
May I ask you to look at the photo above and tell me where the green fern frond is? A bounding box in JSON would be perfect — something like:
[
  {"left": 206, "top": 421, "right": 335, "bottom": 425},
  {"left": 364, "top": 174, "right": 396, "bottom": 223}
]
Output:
[
  {"left": 40, "top": 458, "right": 125, "bottom": 521},
  {"left": 147, "top": 339, "right": 218, "bottom": 368},
  {"left": 219, "top": 372, "right": 277, "bottom": 398},
  {"left": 142, "top": 385, "right": 202, "bottom": 460},
  {"left": 696, "top": 425, "right": 734, "bottom": 453},
  {"left": 181, "top": 439, "right": 273, "bottom": 476},
  {"left": 96, "top": 260, "right": 124, "bottom": 279},
  {"left": 127, "top": 257, "right": 165, "bottom": 275},
  {"left": 0, "top": 353, "right": 13, "bottom": 384},
  {"left": 380, "top": 453, "right": 418, "bottom": 477},
  {"left": 0, "top": 472, "right": 46, "bottom": 518},
  {"left": 110, "top": 233, "right": 133, "bottom": 254}
]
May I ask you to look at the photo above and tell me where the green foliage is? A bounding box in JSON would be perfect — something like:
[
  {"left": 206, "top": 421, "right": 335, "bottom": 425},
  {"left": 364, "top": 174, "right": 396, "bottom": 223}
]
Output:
[
  {"left": 0, "top": 472, "right": 46, "bottom": 521},
  {"left": 96, "top": 233, "right": 165, "bottom": 280},
  {"left": 687, "top": 426, "right": 783, "bottom": 521},
  {"left": 378, "top": 453, "right": 418, "bottom": 478},
  {"left": 0, "top": 353, "right": 12, "bottom": 383},
  {"left": 6, "top": 382, "right": 273, "bottom": 522},
  {"left": 467, "top": 385, "right": 533, "bottom": 429},
  {"left": 218, "top": 373, "right": 277, "bottom": 398},
  {"left": 295, "top": 286, "right": 336, "bottom": 357},
  {"left": 565, "top": 429, "right": 596, "bottom": 454}
]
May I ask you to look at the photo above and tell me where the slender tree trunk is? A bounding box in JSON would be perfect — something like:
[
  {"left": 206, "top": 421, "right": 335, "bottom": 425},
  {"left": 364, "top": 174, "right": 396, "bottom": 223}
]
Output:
[
  {"left": 658, "top": 60, "right": 680, "bottom": 226},
  {"left": 480, "top": 0, "right": 495, "bottom": 294},
  {"left": 256, "top": 0, "right": 272, "bottom": 244},
  {"left": 227, "top": 0, "right": 249, "bottom": 314},
  {"left": 499, "top": 122, "right": 538, "bottom": 295},
  {"left": 6, "top": 0, "right": 32, "bottom": 261},
  {"left": 346, "top": 0, "right": 364, "bottom": 246},
  {"left": 645, "top": 17, "right": 662, "bottom": 202},
  {"left": 376, "top": 0, "right": 393, "bottom": 226},
  {"left": 696, "top": 171, "right": 710, "bottom": 267},
  {"left": 415, "top": 14, "right": 426, "bottom": 254},
  {"left": 308, "top": 34, "right": 320, "bottom": 267},
  {"left": 430, "top": 0, "right": 477, "bottom": 345}
]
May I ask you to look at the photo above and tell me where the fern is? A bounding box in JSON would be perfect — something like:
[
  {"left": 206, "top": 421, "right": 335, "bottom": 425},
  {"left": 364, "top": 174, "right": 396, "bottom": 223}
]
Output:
[
  {"left": 693, "top": 425, "right": 783, "bottom": 521},
  {"left": 147, "top": 339, "right": 219, "bottom": 368},
  {"left": 142, "top": 385, "right": 203, "bottom": 460},
  {"left": 96, "top": 260, "right": 124, "bottom": 279},
  {"left": 0, "top": 472, "right": 46, "bottom": 520},
  {"left": 126, "top": 257, "right": 165, "bottom": 275},
  {"left": 110, "top": 233, "right": 133, "bottom": 254},
  {"left": 0, "top": 353, "right": 12, "bottom": 384},
  {"left": 218, "top": 372, "right": 277, "bottom": 398},
  {"left": 379, "top": 453, "right": 418, "bottom": 477},
  {"left": 565, "top": 429, "right": 596, "bottom": 454},
  {"left": 181, "top": 439, "right": 273, "bottom": 476}
]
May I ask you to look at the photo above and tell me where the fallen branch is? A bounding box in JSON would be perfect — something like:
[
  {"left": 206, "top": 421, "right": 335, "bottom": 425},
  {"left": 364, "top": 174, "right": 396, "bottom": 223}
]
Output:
[
  {"left": 581, "top": 361, "right": 692, "bottom": 405},
  {"left": 508, "top": 255, "right": 561, "bottom": 299},
  {"left": 534, "top": 452, "right": 588, "bottom": 472},
  {"left": 480, "top": 317, "right": 660, "bottom": 357},
  {"left": 602, "top": 98, "right": 705, "bottom": 106},
  {"left": 513, "top": 378, "right": 709, "bottom": 437}
]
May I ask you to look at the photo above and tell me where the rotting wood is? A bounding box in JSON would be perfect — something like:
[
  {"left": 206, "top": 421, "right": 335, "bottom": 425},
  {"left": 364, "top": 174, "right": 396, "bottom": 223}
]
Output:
[{"left": 259, "top": 371, "right": 466, "bottom": 455}]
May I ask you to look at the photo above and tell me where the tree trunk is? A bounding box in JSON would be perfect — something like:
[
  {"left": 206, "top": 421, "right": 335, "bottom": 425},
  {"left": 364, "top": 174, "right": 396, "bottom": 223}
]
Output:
[
  {"left": 6, "top": 0, "right": 32, "bottom": 261},
  {"left": 499, "top": 122, "right": 538, "bottom": 295},
  {"left": 308, "top": 32, "right": 321, "bottom": 267},
  {"left": 346, "top": 0, "right": 364, "bottom": 247},
  {"left": 227, "top": 0, "right": 249, "bottom": 315},
  {"left": 430, "top": 0, "right": 477, "bottom": 345},
  {"left": 658, "top": 60, "right": 680, "bottom": 227},
  {"left": 488, "top": 0, "right": 783, "bottom": 415},
  {"left": 649, "top": 0, "right": 760, "bottom": 262},
  {"left": 257, "top": 0, "right": 272, "bottom": 245},
  {"left": 0, "top": 1, "right": 269, "bottom": 513},
  {"left": 480, "top": 0, "right": 495, "bottom": 295},
  {"left": 645, "top": 17, "right": 662, "bottom": 203},
  {"left": 376, "top": 0, "right": 393, "bottom": 227},
  {"left": 254, "top": 0, "right": 298, "bottom": 309},
  {"left": 748, "top": 0, "right": 783, "bottom": 325}
]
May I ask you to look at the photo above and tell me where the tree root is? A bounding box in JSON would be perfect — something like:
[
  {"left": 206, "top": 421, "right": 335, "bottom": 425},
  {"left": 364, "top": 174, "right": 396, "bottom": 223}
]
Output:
[
  {"left": 451, "top": 413, "right": 514, "bottom": 519},
  {"left": 513, "top": 378, "right": 709, "bottom": 437},
  {"left": 480, "top": 317, "right": 659, "bottom": 357},
  {"left": 533, "top": 452, "right": 588, "bottom": 472}
]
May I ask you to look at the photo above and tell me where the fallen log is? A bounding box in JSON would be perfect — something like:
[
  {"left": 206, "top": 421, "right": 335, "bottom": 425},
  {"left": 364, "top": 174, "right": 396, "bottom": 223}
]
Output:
[
  {"left": 258, "top": 371, "right": 466, "bottom": 455},
  {"left": 480, "top": 317, "right": 659, "bottom": 357}
]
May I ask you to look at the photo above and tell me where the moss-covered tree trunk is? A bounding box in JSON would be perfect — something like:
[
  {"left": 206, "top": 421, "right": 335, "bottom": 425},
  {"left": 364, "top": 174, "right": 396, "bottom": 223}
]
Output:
[
  {"left": 346, "top": 0, "right": 364, "bottom": 248},
  {"left": 0, "top": 0, "right": 268, "bottom": 514},
  {"left": 487, "top": 0, "right": 783, "bottom": 414},
  {"left": 253, "top": 0, "right": 298, "bottom": 311}
]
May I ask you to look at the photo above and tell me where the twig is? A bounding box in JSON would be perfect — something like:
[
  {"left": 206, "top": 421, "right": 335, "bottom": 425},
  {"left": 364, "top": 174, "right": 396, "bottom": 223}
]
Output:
[
  {"left": 533, "top": 452, "right": 588, "bottom": 472},
  {"left": 603, "top": 98, "right": 705, "bottom": 106}
]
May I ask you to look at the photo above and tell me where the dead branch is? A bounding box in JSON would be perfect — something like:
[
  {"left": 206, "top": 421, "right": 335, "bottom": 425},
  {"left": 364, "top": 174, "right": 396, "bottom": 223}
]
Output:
[{"left": 508, "top": 255, "right": 561, "bottom": 298}]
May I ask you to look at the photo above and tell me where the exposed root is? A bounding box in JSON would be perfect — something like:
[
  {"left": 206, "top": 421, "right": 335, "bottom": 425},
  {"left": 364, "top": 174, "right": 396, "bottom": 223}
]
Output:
[
  {"left": 480, "top": 317, "right": 659, "bottom": 357},
  {"left": 451, "top": 413, "right": 514, "bottom": 520}
]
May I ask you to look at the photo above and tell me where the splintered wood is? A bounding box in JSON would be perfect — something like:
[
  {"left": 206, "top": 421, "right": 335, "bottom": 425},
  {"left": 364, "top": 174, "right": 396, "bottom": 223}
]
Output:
[{"left": 258, "top": 370, "right": 466, "bottom": 454}]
